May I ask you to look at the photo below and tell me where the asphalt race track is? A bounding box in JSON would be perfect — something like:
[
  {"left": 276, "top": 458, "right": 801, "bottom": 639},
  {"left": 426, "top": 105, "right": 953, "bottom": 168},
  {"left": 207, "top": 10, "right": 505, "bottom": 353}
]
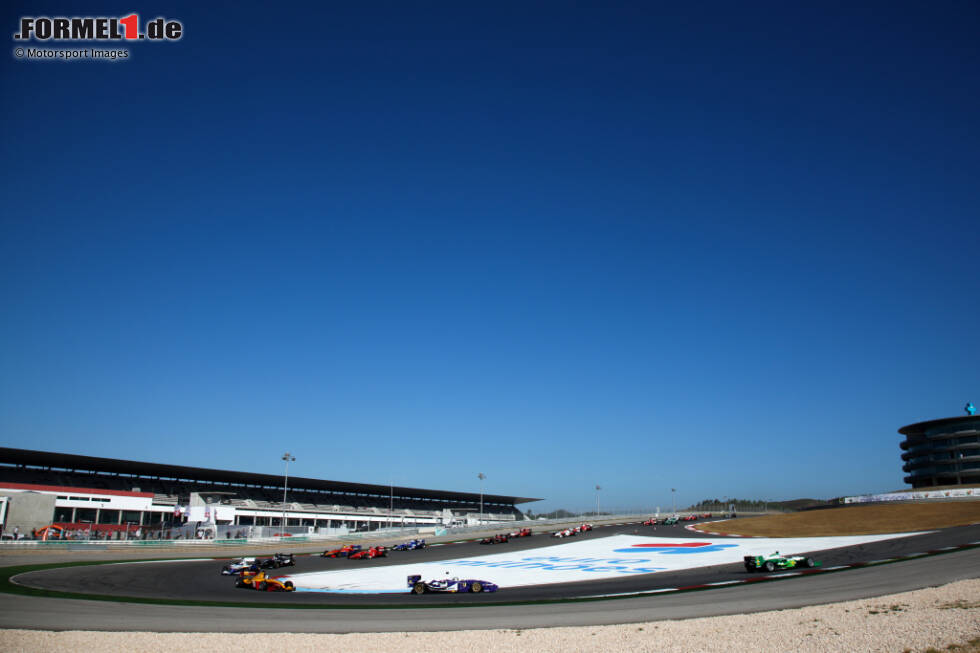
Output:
[{"left": 1, "top": 521, "right": 979, "bottom": 632}]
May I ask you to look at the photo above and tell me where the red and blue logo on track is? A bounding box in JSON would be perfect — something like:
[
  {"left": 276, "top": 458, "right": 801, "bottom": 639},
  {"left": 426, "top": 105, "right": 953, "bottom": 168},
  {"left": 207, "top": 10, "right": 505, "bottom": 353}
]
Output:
[{"left": 612, "top": 542, "right": 738, "bottom": 554}]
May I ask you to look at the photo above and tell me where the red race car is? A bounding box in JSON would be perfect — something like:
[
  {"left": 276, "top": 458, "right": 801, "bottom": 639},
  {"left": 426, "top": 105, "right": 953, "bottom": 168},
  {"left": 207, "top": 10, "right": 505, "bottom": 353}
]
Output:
[
  {"left": 322, "top": 544, "right": 362, "bottom": 558},
  {"left": 350, "top": 546, "right": 386, "bottom": 560},
  {"left": 480, "top": 534, "right": 509, "bottom": 544},
  {"left": 642, "top": 517, "right": 658, "bottom": 526},
  {"left": 509, "top": 528, "right": 532, "bottom": 538}
]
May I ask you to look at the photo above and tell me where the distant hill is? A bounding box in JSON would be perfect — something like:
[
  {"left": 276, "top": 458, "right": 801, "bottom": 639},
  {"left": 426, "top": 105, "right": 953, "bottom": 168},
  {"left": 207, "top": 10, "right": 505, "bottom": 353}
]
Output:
[
  {"left": 688, "top": 498, "right": 837, "bottom": 512},
  {"left": 770, "top": 498, "right": 835, "bottom": 511}
]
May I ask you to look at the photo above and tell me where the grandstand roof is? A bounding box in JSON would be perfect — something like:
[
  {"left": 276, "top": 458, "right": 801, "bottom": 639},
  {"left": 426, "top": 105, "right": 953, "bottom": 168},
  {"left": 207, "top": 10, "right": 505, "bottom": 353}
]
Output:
[{"left": 0, "top": 447, "right": 540, "bottom": 505}]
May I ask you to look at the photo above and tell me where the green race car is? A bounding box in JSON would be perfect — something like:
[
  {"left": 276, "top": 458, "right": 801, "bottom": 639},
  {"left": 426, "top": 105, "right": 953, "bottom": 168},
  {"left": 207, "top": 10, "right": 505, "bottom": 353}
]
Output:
[
  {"left": 743, "top": 551, "right": 819, "bottom": 572},
  {"left": 661, "top": 516, "right": 679, "bottom": 525}
]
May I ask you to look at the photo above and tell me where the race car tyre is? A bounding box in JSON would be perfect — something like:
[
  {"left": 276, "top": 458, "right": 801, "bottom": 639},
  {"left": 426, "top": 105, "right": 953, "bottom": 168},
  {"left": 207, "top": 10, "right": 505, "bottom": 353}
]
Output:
[
  {"left": 764, "top": 561, "right": 775, "bottom": 572},
  {"left": 284, "top": 581, "right": 294, "bottom": 590},
  {"left": 257, "top": 581, "right": 268, "bottom": 591},
  {"left": 413, "top": 582, "right": 427, "bottom": 594},
  {"left": 744, "top": 564, "right": 753, "bottom": 572},
  {"left": 804, "top": 558, "right": 814, "bottom": 568},
  {"left": 471, "top": 582, "right": 483, "bottom": 593}
]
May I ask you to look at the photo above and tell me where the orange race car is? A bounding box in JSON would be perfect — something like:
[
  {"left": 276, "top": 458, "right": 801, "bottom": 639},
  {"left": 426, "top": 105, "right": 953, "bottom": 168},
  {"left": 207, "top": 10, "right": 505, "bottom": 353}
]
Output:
[{"left": 235, "top": 570, "right": 295, "bottom": 592}]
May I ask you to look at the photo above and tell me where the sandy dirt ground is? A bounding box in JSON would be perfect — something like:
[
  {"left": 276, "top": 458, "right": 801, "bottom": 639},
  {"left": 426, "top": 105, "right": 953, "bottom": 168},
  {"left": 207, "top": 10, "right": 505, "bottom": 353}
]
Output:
[
  {"left": 1, "top": 578, "right": 978, "bottom": 653},
  {"left": 694, "top": 502, "right": 980, "bottom": 537}
]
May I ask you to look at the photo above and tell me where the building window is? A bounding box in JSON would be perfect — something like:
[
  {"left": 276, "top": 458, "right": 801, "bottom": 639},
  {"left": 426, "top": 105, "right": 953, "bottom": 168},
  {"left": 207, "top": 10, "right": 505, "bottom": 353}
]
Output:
[
  {"left": 98, "top": 509, "right": 119, "bottom": 524},
  {"left": 75, "top": 508, "right": 97, "bottom": 523}
]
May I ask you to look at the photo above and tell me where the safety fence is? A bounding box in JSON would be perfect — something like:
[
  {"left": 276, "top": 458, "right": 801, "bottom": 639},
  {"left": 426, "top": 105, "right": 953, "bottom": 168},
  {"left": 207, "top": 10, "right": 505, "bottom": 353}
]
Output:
[
  {"left": 0, "top": 511, "right": 763, "bottom": 550},
  {"left": 843, "top": 488, "right": 980, "bottom": 503}
]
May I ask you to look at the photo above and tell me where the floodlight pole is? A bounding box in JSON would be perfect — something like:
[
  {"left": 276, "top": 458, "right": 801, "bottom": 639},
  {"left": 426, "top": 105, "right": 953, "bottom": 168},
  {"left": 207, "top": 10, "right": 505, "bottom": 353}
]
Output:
[
  {"left": 478, "top": 473, "right": 486, "bottom": 524},
  {"left": 671, "top": 488, "right": 676, "bottom": 514},
  {"left": 281, "top": 452, "right": 295, "bottom": 534},
  {"left": 595, "top": 485, "right": 601, "bottom": 517},
  {"left": 389, "top": 480, "right": 393, "bottom": 530}
]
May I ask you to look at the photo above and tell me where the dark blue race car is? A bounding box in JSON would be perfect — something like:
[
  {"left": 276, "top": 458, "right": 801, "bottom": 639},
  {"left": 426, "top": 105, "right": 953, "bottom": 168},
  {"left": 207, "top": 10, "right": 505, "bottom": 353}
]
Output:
[
  {"left": 392, "top": 539, "right": 426, "bottom": 551},
  {"left": 408, "top": 574, "right": 498, "bottom": 594}
]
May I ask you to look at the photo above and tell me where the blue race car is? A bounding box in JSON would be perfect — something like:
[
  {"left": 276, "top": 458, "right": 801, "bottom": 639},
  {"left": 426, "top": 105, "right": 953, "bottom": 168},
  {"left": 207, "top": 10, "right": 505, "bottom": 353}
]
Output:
[
  {"left": 393, "top": 539, "right": 426, "bottom": 551},
  {"left": 408, "top": 574, "right": 498, "bottom": 594},
  {"left": 220, "top": 557, "right": 259, "bottom": 575}
]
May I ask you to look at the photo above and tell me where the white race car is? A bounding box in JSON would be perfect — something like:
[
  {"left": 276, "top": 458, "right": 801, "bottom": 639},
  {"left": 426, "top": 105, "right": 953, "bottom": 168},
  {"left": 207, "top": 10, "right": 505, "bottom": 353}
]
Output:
[
  {"left": 408, "top": 574, "right": 498, "bottom": 594},
  {"left": 220, "top": 557, "right": 258, "bottom": 575}
]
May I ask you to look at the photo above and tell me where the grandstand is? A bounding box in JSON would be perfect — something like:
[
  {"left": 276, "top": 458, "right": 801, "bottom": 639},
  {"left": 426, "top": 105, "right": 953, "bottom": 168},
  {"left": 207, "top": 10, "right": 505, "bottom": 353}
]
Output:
[{"left": 0, "top": 447, "right": 540, "bottom": 537}]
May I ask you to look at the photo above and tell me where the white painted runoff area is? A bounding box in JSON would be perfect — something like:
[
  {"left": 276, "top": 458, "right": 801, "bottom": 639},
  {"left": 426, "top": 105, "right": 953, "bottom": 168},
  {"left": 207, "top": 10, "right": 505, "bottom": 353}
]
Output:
[{"left": 283, "top": 533, "right": 921, "bottom": 593}]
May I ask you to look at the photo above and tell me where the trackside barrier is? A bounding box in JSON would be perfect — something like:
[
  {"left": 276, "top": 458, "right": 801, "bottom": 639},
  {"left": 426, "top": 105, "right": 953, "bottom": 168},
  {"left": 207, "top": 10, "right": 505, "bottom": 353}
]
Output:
[
  {"left": 0, "top": 512, "right": 767, "bottom": 551},
  {"left": 843, "top": 489, "right": 979, "bottom": 504}
]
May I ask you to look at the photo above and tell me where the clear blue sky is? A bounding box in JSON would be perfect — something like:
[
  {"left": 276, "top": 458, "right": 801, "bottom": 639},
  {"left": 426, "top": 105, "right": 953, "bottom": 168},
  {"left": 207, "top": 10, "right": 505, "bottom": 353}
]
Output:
[{"left": 2, "top": 2, "right": 977, "bottom": 513}]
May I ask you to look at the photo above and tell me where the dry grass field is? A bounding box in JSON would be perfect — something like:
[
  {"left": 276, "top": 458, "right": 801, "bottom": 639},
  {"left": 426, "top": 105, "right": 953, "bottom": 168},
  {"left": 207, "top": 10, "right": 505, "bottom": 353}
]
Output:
[{"left": 694, "top": 501, "right": 980, "bottom": 537}]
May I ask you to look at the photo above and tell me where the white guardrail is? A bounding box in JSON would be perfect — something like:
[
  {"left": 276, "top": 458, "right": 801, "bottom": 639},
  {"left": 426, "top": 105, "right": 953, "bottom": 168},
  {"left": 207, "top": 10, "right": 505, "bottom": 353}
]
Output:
[
  {"left": 843, "top": 488, "right": 980, "bottom": 503},
  {"left": 0, "top": 511, "right": 765, "bottom": 550}
]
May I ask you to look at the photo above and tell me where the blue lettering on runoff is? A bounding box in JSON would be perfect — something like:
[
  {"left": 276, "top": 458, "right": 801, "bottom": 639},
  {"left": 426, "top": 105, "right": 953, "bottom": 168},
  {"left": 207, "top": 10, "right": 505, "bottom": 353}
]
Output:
[
  {"left": 612, "top": 544, "right": 738, "bottom": 554},
  {"left": 445, "top": 556, "right": 665, "bottom": 575}
]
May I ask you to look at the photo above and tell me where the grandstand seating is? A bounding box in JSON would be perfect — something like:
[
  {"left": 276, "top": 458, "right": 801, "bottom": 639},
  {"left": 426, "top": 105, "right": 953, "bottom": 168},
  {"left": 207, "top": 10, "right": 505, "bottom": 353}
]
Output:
[{"left": 0, "top": 459, "right": 528, "bottom": 528}]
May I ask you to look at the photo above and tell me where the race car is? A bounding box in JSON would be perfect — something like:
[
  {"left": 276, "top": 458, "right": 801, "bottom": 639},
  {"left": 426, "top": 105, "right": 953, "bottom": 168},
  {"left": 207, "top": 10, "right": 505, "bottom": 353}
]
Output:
[
  {"left": 661, "top": 516, "right": 679, "bottom": 525},
  {"left": 408, "top": 574, "right": 498, "bottom": 594},
  {"left": 392, "top": 539, "right": 426, "bottom": 551},
  {"left": 578, "top": 523, "right": 593, "bottom": 532},
  {"left": 480, "top": 534, "right": 509, "bottom": 544},
  {"left": 743, "top": 552, "right": 819, "bottom": 572},
  {"left": 682, "top": 514, "right": 698, "bottom": 521},
  {"left": 643, "top": 517, "right": 658, "bottom": 526},
  {"left": 220, "top": 557, "right": 259, "bottom": 575},
  {"left": 552, "top": 527, "right": 576, "bottom": 538},
  {"left": 322, "top": 544, "right": 362, "bottom": 558},
  {"left": 508, "top": 528, "right": 532, "bottom": 538},
  {"left": 349, "top": 545, "right": 386, "bottom": 559},
  {"left": 259, "top": 553, "right": 295, "bottom": 569},
  {"left": 235, "top": 570, "right": 295, "bottom": 592}
]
